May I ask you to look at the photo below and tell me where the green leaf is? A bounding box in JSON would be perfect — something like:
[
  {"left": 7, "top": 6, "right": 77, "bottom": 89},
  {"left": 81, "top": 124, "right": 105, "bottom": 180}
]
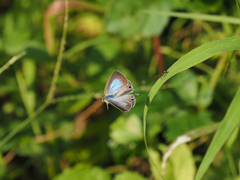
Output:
[
  {"left": 150, "top": 144, "right": 195, "bottom": 180},
  {"left": 169, "top": 144, "right": 195, "bottom": 180},
  {"left": 148, "top": 149, "right": 166, "bottom": 180},
  {"left": 53, "top": 164, "right": 111, "bottom": 180},
  {"left": 195, "top": 87, "right": 240, "bottom": 180},
  {"left": 3, "top": 14, "right": 31, "bottom": 54},
  {"left": 114, "top": 171, "right": 147, "bottom": 180},
  {"left": 110, "top": 114, "right": 143, "bottom": 144},
  {"left": 18, "top": 136, "right": 45, "bottom": 157},
  {"left": 141, "top": 0, "right": 171, "bottom": 37},
  {"left": 162, "top": 122, "right": 220, "bottom": 170},
  {"left": 94, "top": 39, "right": 121, "bottom": 61},
  {"left": 197, "top": 80, "right": 213, "bottom": 109},
  {"left": 105, "top": 0, "right": 171, "bottom": 38},
  {"left": 15, "top": 66, "right": 35, "bottom": 114},
  {"left": 66, "top": 96, "right": 93, "bottom": 114},
  {"left": 169, "top": 70, "right": 198, "bottom": 105},
  {"left": 143, "top": 35, "right": 240, "bottom": 177},
  {"left": 22, "top": 58, "right": 36, "bottom": 112},
  {"left": 164, "top": 111, "right": 211, "bottom": 141}
]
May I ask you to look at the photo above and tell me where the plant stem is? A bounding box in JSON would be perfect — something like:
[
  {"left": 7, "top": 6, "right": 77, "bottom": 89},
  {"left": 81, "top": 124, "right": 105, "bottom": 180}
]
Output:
[
  {"left": 46, "top": 0, "right": 69, "bottom": 104},
  {"left": 0, "top": 51, "right": 26, "bottom": 75}
]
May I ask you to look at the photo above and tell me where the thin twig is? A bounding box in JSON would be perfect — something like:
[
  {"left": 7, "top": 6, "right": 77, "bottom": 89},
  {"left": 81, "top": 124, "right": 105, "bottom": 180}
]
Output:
[
  {"left": 0, "top": 51, "right": 26, "bottom": 75},
  {"left": 73, "top": 99, "right": 103, "bottom": 137},
  {"left": 35, "top": 129, "right": 63, "bottom": 143},
  {"left": 46, "top": 0, "right": 69, "bottom": 104},
  {"left": 3, "top": 151, "right": 16, "bottom": 164}
]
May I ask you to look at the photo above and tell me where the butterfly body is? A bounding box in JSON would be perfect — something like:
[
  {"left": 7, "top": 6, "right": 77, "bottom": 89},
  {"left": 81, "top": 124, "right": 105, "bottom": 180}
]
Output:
[{"left": 103, "top": 71, "right": 136, "bottom": 112}]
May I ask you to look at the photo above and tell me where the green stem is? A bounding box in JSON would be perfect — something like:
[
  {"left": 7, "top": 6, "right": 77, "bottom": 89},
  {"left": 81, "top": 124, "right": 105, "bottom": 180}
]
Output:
[
  {"left": 46, "top": 0, "right": 69, "bottom": 104},
  {"left": 142, "top": 10, "right": 240, "bottom": 25},
  {"left": 0, "top": 51, "right": 26, "bottom": 75}
]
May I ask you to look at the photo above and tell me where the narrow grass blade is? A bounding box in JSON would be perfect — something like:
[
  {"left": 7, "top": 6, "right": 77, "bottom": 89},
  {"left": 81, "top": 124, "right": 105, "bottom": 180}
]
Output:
[
  {"left": 195, "top": 87, "right": 240, "bottom": 180},
  {"left": 142, "top": 10, "right": 240, "bottom": 25},
  {"left": 63, "top": 35, "right": 110, "bottom": 59},
  {"left": 143, "top": 35, "right": 240, "bottom": 178}
]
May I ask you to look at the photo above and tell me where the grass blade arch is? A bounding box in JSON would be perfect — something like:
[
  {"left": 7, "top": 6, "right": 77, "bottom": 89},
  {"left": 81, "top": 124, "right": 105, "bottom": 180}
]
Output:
[{"left": 143, "top": 35, "right": 240, "bottom": 178}]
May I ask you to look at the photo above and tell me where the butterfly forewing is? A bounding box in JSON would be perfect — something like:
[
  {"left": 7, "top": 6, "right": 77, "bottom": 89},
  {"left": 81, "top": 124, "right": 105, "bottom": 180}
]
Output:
[{"left": 105, "top": 71, "right": 131, "bottom": 96}]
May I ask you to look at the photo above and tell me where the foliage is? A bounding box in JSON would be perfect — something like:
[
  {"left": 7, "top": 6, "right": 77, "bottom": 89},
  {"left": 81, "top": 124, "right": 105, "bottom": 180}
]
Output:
[{"left": 0, "top": 0, "right": 240, "bottom": 180}]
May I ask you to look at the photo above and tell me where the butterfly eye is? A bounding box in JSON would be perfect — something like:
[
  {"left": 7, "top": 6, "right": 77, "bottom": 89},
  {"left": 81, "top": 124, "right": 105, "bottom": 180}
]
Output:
[{"left": 129, "top": 85, "right": 132, "bottom": 88}]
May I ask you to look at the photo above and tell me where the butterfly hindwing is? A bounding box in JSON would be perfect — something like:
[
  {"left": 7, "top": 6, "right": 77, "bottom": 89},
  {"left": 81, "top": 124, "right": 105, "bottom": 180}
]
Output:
[{"left": 106, "top": 94, "right": 136, "bottom": 112}]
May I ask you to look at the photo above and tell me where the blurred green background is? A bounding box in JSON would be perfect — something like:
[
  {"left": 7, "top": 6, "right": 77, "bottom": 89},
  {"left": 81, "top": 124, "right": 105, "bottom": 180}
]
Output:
[{"left": 0, "top": 0, "right": 240, "bottom": 180}]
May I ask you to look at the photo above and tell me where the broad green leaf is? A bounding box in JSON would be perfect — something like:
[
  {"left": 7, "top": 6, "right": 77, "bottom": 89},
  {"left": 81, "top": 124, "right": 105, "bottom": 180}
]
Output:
[
  {"left": 164, "top": 111, "right": 211, "bottom": 141},
  {"left": 195, "top": 87, "right": 240, "bottom": 180},
  {"left": 141, "top": 0, "right": 171, "bottom": 37},
  {"left": 143, "top": 35, "right": 240, "bottom": 178},
  {"left": 169, "top": 144, "right": 195, "bottom": 180},
  {"left": 148, "top": 149, "right": 173, "bottom": 180},
  {"left": 53, "top": 164, "right": 111, "bottom": 180},
  {"left": 149, "top": 145, "right": 195, "bottom": 180},
  {"left": 114, "top": 171, "right": 147, "bottom": 180},
  {"left": 105, "top": 0, "right": 171, "bottom": 38},
  {"left": 17, "top": 136, "right": 45, "bottom": 157},
  {"left": 169, "top": 70, "right": 198, "bottom": 105},
  {"left": 3, "top": 13, "right": 31, "bottom": 54},
  {"left": 94, "top": 39, "right": 121, "bottom": 61},
  {"left": 110, "top": 114, "right": 143, "bottom": 144},
  {"left": 197, "top": 80, "right": 213, "bottom": 109}
]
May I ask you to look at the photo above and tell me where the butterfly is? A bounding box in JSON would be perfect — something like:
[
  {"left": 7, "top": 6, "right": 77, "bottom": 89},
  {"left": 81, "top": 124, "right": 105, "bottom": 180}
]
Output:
[{"left": 102, "top": 71, "right": 136, "bottom": 112}]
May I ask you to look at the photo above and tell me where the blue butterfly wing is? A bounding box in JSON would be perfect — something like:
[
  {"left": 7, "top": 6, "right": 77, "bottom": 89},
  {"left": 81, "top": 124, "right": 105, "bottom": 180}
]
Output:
[{"left": 104, "top": 71, "right": 129, "bottom": 96}]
